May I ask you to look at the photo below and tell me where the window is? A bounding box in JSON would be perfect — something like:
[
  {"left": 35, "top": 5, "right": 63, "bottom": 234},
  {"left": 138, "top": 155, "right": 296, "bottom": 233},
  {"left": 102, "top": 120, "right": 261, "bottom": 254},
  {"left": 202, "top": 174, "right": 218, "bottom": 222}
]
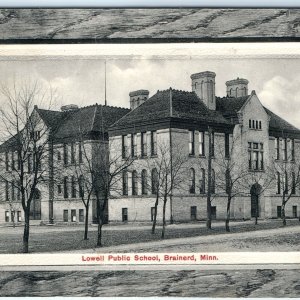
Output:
[
  {"left": 141, "top": 169, "right": 148, "bottom": 195},
  {"left": 277, "top": 206, "right": 282, "bottom": 218},
  {"left": 256, "top": 120, "right": 258, "bottom": 129},
  {"left": 63, "top": 144, "right": 68, "bottom": 165},
  {"left": 275, "top": 137, "right": 280, "bottom": 160},
  {"left": 64, "top": 176, "right": 68, "bottom": 198},
  {"left": 284, "top": 171, "right": 288, "bottom": 194},
  {"left": 132, "top": 170, "right": 138, "bottom": 195},
  {"left": 225, "top": 133, "right": 230, "bottom": 158},
  {"left": 211, "top": 206, "right": 217, "bottom": 220},
  {"left": 122, "top": 170, "right": 128, "bottom": 196},
  {"left": 291, "top": 139, "right": 295, "bottom": 161},
  {"left": 71, "top": 176, "right": 76, "bottom": 198},
  {"left": 225, "top": 169, "right": 231, "bottom": 194},
  {"left": 17, "top": 181, "right": 21, "bottom": 201},
  {"left": 122, "top": 208, "right": 128, "bottom": 222},
  {"left": 211, "top": 132, "right": 215, "bottom": 157},
  {"left": 211, "top": 169, "right": 215, "bottom": 194},
  {"left": 200, "top": 168, "right": 205, "bottom": 194},
  {"left": 5, "top": 152, "right": 9, "bottom": 171},
  {"left": 11, "top": 152, "right": 15, "bottom": 170},
  {"left": 71, "top": 209, "right": 76, "bottom": 222},
  {"left": 79, "top": 175, "right": 84, "bottom": 198},
  {"left": 151, "top": 131, "right": 157, "bottom": 156},
  {"left": 252, "top": 120, "right": 255, "bottom": 129},
  {"left": 71, "top": 143, "right": 75, "bottom": 164},
  {"left": 277, "top": 172, "right": 281, "bottom": 194},
  {"left": 122, "top": 135, "right": 128, "bottom": 159},
  {"left": 191, "top": 206, "right": 197, "bottom": 221},
  {"left": 199, "top": 132, "right": 205, "bottom": 156},
  {"left": 189, "top": 168, "right": 195, "bottom": 194},
  {"left": 5, "top": 211, "right": 9, "bottom": 222},
  {"left": 151, "top": 207, "right": 156, "bottom": 221},
  {"left": 79, "top": 142, "right": 83, "bottom": 163},
  {"left": 141, "top": 132, "right": 147, "bottom": 157},
  {"left": 283, "top": 138, "right": 288, "bottom": 161},
  {"left": 30, "top": 131, "right": 41, "bottom": 140},
  {"left": 293, "top": 206, "right": 297, "bottom": 218},
  {"left": 151, "top": 168, "right": 158, "bottom": 194},
  {"left": 259, "top": 121, "right": 262, "bottom": 130},
  {"left": 63, "top": 210, "right": 68, "bottom": 222},
  {"left": 189, "top": 130, "right": 195, "bottom": 155},
  {"left": 292, "top": 172, "right": 296, "bottom": 194},
  {"left": 57, "top": 184, "right": 62, "bottom": 195},
  {"left": 131, "top": 134, "right": 137, "bottom": 157},
  {"left": 79, "top": 209, "right": 84, "bottom": 222},
  {"left": 57, "top": 150, "right": 61, "bottom": 161},
  {"left": 249, "top": 119, "right": 252, "bottom": 129},
  {"left": 248, "top": 142, "right": 264, "bottom": 171},
  {"left": 5, "top": 181, "right": 9, "bottom": 201},
  {"left": 11, "top": 181, "right": 15, "bottom": 201},
  {"left": 17, "top": 152, "right": 21, "bottom": 170},
  {"left": 17, "top": 211, "right": 21, "bottom": 222}
]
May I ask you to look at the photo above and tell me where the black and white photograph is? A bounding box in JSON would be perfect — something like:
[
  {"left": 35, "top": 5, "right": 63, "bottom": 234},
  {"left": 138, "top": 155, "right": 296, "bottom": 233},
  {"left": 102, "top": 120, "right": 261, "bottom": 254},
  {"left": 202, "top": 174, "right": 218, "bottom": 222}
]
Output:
[{"left": 0, "top": 8, "right": 300, "bottom": 298}]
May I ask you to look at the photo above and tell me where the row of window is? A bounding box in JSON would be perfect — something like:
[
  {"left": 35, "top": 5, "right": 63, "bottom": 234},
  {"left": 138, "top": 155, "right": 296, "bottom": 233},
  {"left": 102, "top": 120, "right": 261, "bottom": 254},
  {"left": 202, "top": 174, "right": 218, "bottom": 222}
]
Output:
[
  {"left": 59, "top": 142, "right": 83, "bottom": 165},
  {"left": 58, "top": 176, "right": 85, "bottom": 199},
  {"left": 277, "top": 205, "right": 298, "bottom": 218},
  {"left": 122, "top": 168, "right": 216, "bottom": 196},
  {"left": 4, "top": 211, "right": 22, "bottom": 222},
  {"left": 4, "top": 180, "right": 21, "bottom": 202},
  {"left": 63, "top": 209, "right": 84, "bottom": 222},
  {"left": 121, "top": 206, "right": 217, "bottom": 222},
  {"left": 275, "top": 138, "right": 295, "bottom": 161},
  {"left": 5, "top": 149, "right": 42, "bottom": 173},
  {"left": 276, "top": 171, "right": 297, "bottom": 195},
  {"left": 188, "top": 131, "right": 230, "bottom": 158},
  {"left": 249, "top": 119, "right": 262, "bottom": 130},
  {"left": 122, "top": 131, "right": 157, "bottom": 159}
]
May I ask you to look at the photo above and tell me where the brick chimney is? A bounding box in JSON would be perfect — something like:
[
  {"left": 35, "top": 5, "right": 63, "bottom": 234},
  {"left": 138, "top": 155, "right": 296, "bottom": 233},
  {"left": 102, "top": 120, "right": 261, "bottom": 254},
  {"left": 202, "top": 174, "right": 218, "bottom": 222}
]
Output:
[
  {"left": 129, "top": 90, "right": 149, "bottom": 110},
  {"left": 191, "top": 71, "right": 216, "bottom": 110}
]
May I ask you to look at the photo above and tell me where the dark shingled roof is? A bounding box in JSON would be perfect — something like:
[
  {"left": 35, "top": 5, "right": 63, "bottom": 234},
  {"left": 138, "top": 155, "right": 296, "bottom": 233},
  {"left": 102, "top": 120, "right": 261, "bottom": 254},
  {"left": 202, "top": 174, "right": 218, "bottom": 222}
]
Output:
[
  {"left": 216, "top": 95, "right": 300, "bottom": 134},
  {"left": 112, "top": 89, "right": 231, "bottom": 128}
]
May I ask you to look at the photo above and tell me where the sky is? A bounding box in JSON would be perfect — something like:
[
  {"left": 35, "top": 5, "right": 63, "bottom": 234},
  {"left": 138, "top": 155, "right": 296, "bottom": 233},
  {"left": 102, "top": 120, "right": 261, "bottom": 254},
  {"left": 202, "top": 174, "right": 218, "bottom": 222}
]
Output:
[{"left": 0, "top": 56, "right": 300, "bottom": 128}]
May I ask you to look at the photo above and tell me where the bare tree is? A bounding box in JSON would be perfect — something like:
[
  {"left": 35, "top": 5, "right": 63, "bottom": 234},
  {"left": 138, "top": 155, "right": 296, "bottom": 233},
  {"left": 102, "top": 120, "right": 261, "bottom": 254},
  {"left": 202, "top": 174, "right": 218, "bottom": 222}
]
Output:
[
  {"left": 270, "top": 136, "right": 300, "bottom": 226},
  {"left": 0, "top": 79, "right": 58, "bottom": 253},
  {"left": 145, "top": 140, "right": 189, "bottom": 238}
]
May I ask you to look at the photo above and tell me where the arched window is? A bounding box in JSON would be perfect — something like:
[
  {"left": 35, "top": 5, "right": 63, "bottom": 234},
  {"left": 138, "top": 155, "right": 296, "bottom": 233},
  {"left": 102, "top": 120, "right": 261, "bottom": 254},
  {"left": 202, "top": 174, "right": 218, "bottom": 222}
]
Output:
[
  {"left": 200, "top": 81, "right": 204, "bottom": 99},
  {"left": 284, "top": 171, "right": 288, "bottom": 194},
  {"left": 122, "top": 170, "right": 128, "bottom": 196},
  {"left": 71, "top": 176, "right": 76, "bottom": 198},
  {"left": 189, "top": 168, "right": 195, "bottom": 194},
  {"left": 64, "top": 176, "right": 68, "bottom": 199},
  {"left": 235, "top": 87, "right": 239, "bottom": 97},
  {"left": 211, "top": 169, "right": 215, "bottom": 194},
  {"left": 141, "top": 169, "right": 148, "bottom": 195},
  {"left": 132, "top": 170, "right": 138, "bottom": 195},
  {"left": 79, "top": 175, "right": 84, "bottom": 198},
  {"left": 151, "top": 168, "right": 158, "bottom": 194},
  {"left": 229, "top": 88, "right": 233, "bottom": 97},
  {"left": 200, "top": 168, "right": 205, "bottom": 194}
]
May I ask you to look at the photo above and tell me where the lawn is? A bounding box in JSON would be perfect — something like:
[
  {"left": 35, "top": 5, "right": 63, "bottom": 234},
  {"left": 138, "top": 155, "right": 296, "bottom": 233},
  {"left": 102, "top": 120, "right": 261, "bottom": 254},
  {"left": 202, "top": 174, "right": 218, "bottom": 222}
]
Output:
[{"left": 0, "top": 219, "right": 300, "bottom": 253}]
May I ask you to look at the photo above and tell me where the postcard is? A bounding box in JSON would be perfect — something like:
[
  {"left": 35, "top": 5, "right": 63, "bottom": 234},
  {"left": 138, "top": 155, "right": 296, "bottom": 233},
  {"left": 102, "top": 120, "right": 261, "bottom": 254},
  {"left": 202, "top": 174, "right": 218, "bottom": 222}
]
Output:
[{"left": 0, "top": 43, "right": 300, "bottom": 296}]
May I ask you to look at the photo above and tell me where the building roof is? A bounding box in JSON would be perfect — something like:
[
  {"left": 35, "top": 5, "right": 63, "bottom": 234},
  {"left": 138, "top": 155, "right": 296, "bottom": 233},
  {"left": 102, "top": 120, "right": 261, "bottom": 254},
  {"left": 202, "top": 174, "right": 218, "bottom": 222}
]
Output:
[
  {"left": 111, "top": 89, "right": 231, "bottom": 130},
  {"left": 216, "top": 95, "right": 300, "bottom": 135}
]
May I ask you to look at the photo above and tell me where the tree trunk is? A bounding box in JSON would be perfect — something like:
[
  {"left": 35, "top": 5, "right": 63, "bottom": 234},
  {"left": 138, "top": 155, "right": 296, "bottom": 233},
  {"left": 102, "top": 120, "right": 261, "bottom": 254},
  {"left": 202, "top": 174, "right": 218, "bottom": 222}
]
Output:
[
  {"left": 282, "top": 203, "right": 286, "bottom": 226},
  {"left": 96, "top": 198, "right": 103, "bottom": 247},
  {"left": 84, "top": 203, "right": 89, "bottom": 240},
  {"left": 255, "top": 196, "right": 259, "bottom": 225},
  {"left": 151, "top": 194, "right": 159, "bottom": 234},
  {"left": 23, "top": 209, "right": 30, "bottom": 253},
  {"left": 161, "top": 196, "right": 167, "bottom": 239},
  {"left": 225, "top": 196, "right": 231, "bottom": 232},
  {"left": 11, "top": 210, "right": 16, "bottom": 228}
]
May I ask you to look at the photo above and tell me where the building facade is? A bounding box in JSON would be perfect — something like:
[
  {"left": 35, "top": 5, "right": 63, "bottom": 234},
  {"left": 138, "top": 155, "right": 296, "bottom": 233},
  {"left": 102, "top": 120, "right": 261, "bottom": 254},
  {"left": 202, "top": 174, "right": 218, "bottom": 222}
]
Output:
[{"left": 108, "top": 71, "right": 300, "bottom": 223}]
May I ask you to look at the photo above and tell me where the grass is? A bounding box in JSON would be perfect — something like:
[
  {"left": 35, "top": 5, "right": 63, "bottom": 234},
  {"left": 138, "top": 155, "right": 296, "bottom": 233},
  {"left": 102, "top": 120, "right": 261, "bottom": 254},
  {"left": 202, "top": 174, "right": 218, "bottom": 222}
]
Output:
[{"left": 0, "top": 219, "right": 300, "bottom": 253}]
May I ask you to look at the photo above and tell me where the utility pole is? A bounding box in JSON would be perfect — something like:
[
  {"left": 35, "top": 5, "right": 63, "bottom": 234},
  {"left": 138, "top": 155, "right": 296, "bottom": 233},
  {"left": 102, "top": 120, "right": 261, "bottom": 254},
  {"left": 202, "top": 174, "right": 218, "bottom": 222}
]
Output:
[{"left": 207, "top": 126, "right": 212, "bottom": 229}]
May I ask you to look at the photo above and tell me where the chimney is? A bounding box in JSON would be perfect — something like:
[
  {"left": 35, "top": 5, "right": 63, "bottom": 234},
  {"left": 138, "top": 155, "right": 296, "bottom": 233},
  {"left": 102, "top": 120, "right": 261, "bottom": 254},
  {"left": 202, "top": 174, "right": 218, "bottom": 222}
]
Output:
[
  {"left": 61, "top": 104, "right": 79, "bottom": 111},
  {"left": 226, "top": 78, "right": 249, "bottom": 98},
  {"left": 129, "top": 90, "right": 149, "bottom": 110},
  {"left": 191, "top": 71, "right": 216, "bottom": 110}
]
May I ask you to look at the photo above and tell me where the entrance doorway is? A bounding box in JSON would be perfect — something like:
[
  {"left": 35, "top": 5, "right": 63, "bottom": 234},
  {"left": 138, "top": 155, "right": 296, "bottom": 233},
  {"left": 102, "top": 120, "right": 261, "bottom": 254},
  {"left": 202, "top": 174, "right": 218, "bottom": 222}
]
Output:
[
  {"left": 30, "top": 189, "right": 41, "bottom": 220},
  {"left": 250, "top": 183, "right": 262, "bottom": 218}
]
